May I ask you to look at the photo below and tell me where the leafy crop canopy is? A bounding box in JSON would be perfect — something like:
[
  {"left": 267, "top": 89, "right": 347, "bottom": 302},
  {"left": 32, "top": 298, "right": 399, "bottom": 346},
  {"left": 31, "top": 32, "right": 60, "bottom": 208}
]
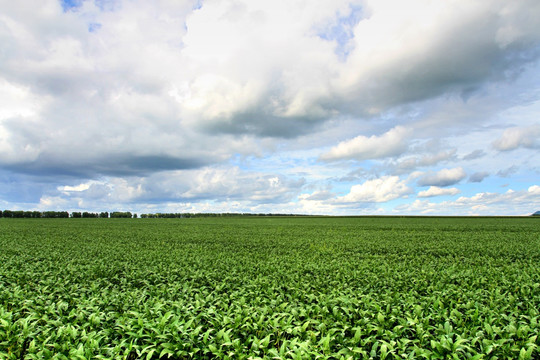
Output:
[{"left": 1, "top": 217, "right": 539, "bottom": 359}]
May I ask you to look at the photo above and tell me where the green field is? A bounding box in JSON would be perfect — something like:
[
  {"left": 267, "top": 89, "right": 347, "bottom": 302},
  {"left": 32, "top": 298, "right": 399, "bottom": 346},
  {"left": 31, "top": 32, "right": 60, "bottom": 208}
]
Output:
[{"left": 1, "top": 217, "right": 539, "bottom": 359}]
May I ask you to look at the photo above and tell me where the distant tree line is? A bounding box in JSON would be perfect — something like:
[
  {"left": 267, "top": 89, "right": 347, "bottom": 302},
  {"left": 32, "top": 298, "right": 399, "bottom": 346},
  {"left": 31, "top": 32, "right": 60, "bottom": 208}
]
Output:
[
  {"left": 0, "top": 210, "right": 136, "bottom": 219},
  {"left": 110, "top": 212, "right": 135, "bottom": 218},
  {"left": 0, "top": 210, "right": 70, "bottom": 218},
  {"left": 139, "top": 212, "right": 306, "bottom": 218},
  {"left": 70, "top": 212, "right": 110, "bottom": 218},
  {"left": 1, "top": 210, "right": 307, "bottom": 219}
]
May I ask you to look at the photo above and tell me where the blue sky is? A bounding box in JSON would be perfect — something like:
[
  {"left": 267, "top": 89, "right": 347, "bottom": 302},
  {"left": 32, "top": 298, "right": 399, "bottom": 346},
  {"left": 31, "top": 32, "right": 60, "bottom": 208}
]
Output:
[{"left": 0, "top": 0, "right": 539, "bottom": 215}]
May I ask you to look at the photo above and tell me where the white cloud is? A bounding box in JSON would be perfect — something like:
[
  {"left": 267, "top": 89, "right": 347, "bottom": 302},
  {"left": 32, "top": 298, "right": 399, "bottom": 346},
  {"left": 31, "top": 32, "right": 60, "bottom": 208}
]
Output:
[
  {"left": 55, "top": 178, "right": 144, "bottom": 203},
  {"left": 320, "top": 126, "right": 410, "bottom": 161},
  {"left": 178, "top": 0, "right": 348, "bottom": 133},
  {"left": 417, "top": 167, "right": 467, "bottom": 187},
  {"left": 391, "top": 148, "right": 456, "bottom": 173},
  {"left": 337, "top": 176, "right": 412, "bottom": 203},
  {"left": 418, "top": 186, "right": 460, "bottom": 198},
  {"left": 0, "top": 79, "right": 49, "bottom": 163},
  {"left": 179, "top": 167, "right": 303, "bottom": 202},
  {"left": 58, "top": 182, "right": 92, "bottom": 193},
  {"left": 46, "top": 166, "right": 306, "bottom": 211},
  {"left": 38, "top": 196, "right": 70, "bottom": 210},
  {"left": 395, "top": 185, "right": 540, "bottom": 216},
  {"left": 337, "top": 0, "right": 540, "bottom": 110},
  {"left": 492, "top": 124, "right": 540, "bottom": 151},
  {"left": 0, "top": 79, "right": 44, "bottom": 120}
]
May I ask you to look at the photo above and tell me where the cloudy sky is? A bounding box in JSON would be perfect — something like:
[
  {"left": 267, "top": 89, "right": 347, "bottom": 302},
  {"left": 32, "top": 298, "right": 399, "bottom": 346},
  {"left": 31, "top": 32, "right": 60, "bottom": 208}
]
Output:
[{"left": 1, "top": 0, "right": 539, "bottom": 215}]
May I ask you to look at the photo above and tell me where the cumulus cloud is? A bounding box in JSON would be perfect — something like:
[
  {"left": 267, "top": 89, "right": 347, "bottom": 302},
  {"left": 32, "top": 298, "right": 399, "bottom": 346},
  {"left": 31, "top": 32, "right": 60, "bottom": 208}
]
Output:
[
  {"left": 45, "top": 167, "right": 306, "bottom": 210},
  {"left": 454, "top": 186, "right": 540, "bottom": 213},
  {"left": 418, "top": 186, "right": 460, "bottom": 198},
  {"left": 492, "top": 124, "right": 540, "bottom": 151},
  {"left": 178, "top": 167, "right": 305, "bottom": 203},
  {"left": 320, "top": 126, "right": 411, "bottom": 161},
  {"left": 395, "top": 185, "right": 540, "bottom": 216},
  {"left": 335, "top": 0, "right": 540, "bottom": 113},
  {"left": 391, "top": 149, "right": 456, "bottom": 173},
  {"left": 417, "top": 167, "right": 467, "bottom": 187},
  {"left": 337, "top": 176, "right": 412, "bottom": 203},
  {"left": 529, "top": 185, "right": 540, "bottom": 195}
]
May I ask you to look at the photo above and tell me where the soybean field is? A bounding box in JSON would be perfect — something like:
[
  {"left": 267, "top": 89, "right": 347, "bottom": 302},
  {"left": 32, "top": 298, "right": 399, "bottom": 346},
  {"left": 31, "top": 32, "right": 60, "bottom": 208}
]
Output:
[{"left": 1, "top": 217, "right": 539, "bottom": 359}]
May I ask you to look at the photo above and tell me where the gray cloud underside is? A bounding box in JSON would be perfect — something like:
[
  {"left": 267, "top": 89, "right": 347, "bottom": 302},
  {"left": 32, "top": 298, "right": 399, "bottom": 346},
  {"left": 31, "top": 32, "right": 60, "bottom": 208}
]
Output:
[
  {"left": 417, "top": 167, "right": 467, "bottom": 187},
  {"left": 469, "top": 172, "right": 490, "bottom": 183},
  {"left": 5, "top": 155, "right": 209, "bottom": 177},
  {"left": 197, "top": 110, "right": 327, "bottom": 138}
]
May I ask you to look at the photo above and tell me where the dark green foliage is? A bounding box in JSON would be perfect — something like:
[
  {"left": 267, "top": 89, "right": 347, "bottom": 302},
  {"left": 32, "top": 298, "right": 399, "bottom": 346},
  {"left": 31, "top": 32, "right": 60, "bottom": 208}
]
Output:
[
  {"left": 23, "top": 211, "right": 37, "bottom": 218},
  {"left": 139, "top": 212, "right": 304, "bottom": 218},
  {"left": 0, "top": 210, "right": 68, "bottom": 218},
  {"left": 42, "top": 211, "right": 69, "bottom": 218},
  {"left": 82, "top": 212, "right": 99, "bottom": 218},
  {"left": 0, "top": 217, "right": 539, "bottom": 359},
  {"left": 11, "top": 211, "right": 24, "bottom": 218},
  {"left": 110, "top": 211, "right": 133, "bottom": 218}
]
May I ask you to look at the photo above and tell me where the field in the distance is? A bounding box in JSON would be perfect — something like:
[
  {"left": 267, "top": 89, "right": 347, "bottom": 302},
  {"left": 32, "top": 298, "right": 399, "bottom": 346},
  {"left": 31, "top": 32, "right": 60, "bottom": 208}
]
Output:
[{"left": 1, "top": 217, "right": 539, "bottom": 359}]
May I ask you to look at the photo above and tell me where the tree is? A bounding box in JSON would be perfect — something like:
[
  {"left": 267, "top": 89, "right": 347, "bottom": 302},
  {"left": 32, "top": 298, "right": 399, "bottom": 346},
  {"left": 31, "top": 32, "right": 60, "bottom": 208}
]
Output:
[{"left": 110, "top": 211, "right": 132, "bottom": 218}]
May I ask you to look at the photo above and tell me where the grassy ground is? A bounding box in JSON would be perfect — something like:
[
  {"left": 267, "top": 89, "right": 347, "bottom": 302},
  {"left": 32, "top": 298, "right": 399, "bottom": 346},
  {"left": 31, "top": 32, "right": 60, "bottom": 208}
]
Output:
[{"left": 1, "top": 217, "right": 539, "bottom": 359}]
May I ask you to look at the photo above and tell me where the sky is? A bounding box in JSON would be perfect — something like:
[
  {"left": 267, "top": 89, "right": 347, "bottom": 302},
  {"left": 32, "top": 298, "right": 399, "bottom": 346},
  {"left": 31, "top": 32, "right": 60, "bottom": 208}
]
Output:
[{"left": 0, "top": 0, "right": 539, "bottom": 216}]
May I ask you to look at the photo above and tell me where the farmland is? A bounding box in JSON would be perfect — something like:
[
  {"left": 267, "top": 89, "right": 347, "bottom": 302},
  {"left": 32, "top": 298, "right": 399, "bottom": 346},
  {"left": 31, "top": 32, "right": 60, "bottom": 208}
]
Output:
[{"left": 1, "top": 217, "right": 539, "bottom": 359}]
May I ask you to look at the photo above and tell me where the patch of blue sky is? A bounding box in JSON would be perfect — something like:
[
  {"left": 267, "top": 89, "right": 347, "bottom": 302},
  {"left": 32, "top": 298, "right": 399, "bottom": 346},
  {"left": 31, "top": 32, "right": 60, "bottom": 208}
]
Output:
[
  {"left": 329, "top": 183, "right": 353, "bottom": 197},
  {"left": 94, "top": 0, "right": 119, "bottom": 12},
  {"left": 61, "top": 0, "right": 119, "bottom": 12},
  {"left": 0, "top": 172, "right": 47, "bottom": 203},
  {"left": 60, "top": 0, "right": 83, "bottom": 12},
  {"left": 462, "top": 177, "right": 496, "bottom": 192},
  {"left": 317, "top": 4, "right": 364, "bottom": 61},
  {"left": 228, "top": 154, "right": 251, "bottom": 170}
]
